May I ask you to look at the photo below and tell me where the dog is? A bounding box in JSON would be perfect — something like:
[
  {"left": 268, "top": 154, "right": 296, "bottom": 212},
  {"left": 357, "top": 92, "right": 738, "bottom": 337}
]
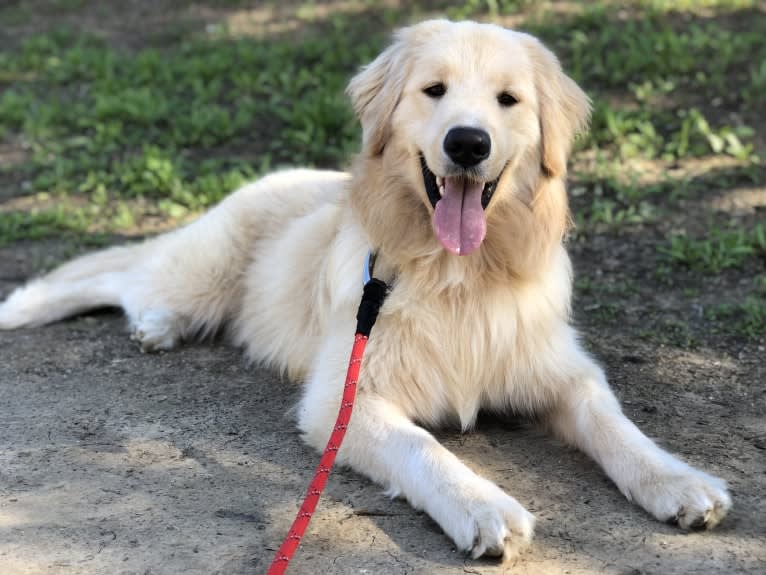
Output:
[{"left": 0, "top": 20, "right": 731, "bottom": 559}]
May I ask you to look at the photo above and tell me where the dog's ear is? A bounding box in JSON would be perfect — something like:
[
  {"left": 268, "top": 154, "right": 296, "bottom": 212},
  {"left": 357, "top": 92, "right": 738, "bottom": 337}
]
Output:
[
  {"left": 522, "top": 35, "right": 591, "bottom": 178},
  {"left": 346, "top": 30, "right": 410, "bottom": 156},
  {"left": 347, "top": 21, "right": 449, "bottom": 156}
]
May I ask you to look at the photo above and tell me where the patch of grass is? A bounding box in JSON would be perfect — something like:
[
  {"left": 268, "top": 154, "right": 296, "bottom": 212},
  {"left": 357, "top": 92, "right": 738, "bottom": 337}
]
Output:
[
  {"left": 575, "top": 276, "right": 640, "bottom": 301},
  {"left": 446, "top": 0, "right": 535, "bottom": 18},
  {"left": 525, "top": 3, "right": 763, "bottom": 162},
  {"left": 0, "top": 194, "right": 193, "bottom": 247},
  {"left": 2, "top": 3, "right": 761, "bottom": 210},
  {"left": 660, "top": 224, "right": 765, "bottom": 274},
  {"left": 583, "top": 300, "right": 622, "bottom": 324},
  {"left": 706, "top": 297, "right": 766, "bottom": 340},
  {"left": 577, "top": 195, "right": 656, "bottom": 229},
  {"left": 585, "top": 104, "right": 755, "bottom": 161},
  {"left": 0, "top": 24, "right": 378, "bottom": 199},
  {"left": 572, "top": 170, "right": 665, "bottom": 230},
  {"left": 535, "top": 4, "right": 764, "bottom": 102},
  {"left": 574, "top": 276, "right": 594, "bottom": 295},
  {"left": 0, "top": 207, "right": 90, "bottom": 245},
  {"left": 644, "top": 0, "right": 758, "bottom": 13},
  {"left": 638, "top": 318, "right": 700, "bottom": 349},
  {"left": 0, "top": 20, "right": 388, "bottom": 238}
]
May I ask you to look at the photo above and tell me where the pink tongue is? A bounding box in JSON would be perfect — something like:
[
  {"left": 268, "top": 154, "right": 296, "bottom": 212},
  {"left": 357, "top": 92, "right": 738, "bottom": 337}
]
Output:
[{"left": 432, "top": 177, "right": 487, "bottom": 255}]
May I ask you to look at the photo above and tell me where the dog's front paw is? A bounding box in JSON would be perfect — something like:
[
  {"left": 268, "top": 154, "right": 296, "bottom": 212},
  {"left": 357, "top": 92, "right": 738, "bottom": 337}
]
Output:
[
  {"left": 443, "top": 477, "right": 535, "bottom": 560},
  {"left": 129, "top": 308, "right": 182, "bottom": 352},
  {"left": 633, "top": 464, "right": 731, "bottom": 530}
]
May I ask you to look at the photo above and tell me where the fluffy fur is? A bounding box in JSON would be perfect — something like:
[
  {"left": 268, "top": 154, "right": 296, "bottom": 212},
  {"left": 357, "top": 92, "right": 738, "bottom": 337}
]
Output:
[{"left": 0, "top": 20, "right": 730, "bottom": 559}]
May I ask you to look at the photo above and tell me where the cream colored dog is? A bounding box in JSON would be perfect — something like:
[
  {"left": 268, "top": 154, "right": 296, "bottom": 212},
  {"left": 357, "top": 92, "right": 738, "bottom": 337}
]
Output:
[{"left": 0, "top": 20, "right": 731, "bottom": 559}]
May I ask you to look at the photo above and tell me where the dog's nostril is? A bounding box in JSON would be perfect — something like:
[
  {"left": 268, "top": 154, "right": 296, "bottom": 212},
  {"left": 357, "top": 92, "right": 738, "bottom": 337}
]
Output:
[{"left": 444, "top": 127, "right": 491, "bottom": 168}]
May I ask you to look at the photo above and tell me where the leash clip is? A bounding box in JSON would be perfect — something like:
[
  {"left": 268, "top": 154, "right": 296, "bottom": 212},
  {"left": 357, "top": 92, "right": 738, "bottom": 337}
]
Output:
[
  {"left": 357, "top": 251, "right": 388, "bottom": 337},
  {"left": 363, "top": 250, "right": 377, "bottom": 286}
]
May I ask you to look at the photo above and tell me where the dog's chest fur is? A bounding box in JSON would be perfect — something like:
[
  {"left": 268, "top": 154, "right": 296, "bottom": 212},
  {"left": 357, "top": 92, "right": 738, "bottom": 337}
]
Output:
[{"left": 359, "top": 251, "right": 574, "bottom": 429}]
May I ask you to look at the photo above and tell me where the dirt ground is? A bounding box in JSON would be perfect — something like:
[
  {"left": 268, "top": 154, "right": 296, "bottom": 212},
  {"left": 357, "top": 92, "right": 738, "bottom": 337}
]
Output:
[{"left": 1, "top": 241, "right": 764, "bottom": 575}]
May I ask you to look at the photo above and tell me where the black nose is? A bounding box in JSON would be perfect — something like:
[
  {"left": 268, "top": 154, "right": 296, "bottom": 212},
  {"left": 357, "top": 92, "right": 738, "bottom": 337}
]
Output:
[{"left": 443, "top": 127, "right": 491, "bottom": 168}]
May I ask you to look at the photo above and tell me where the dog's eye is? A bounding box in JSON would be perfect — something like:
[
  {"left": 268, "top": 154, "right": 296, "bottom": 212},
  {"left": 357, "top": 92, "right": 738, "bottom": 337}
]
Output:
[
  {"left": 497, "top": 92, "right": 518, "bottom": 107},
  {"left": 423, "top": 83, "right": 446, "bottom": 98}
]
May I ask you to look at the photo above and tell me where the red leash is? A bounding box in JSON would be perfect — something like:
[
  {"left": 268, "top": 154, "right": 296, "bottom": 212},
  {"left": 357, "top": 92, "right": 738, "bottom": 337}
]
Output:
[{"left": 266, "top": 277, "right": 388, "bottom": 574}]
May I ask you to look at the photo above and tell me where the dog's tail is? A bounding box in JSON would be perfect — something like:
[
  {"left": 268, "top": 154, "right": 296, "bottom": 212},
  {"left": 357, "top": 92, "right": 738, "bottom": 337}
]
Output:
[
  {"left": 1, "top": 169, "right": 347, "bottom": 335},
  {"left": 0, "top": 242, "right": 148, "bottom": 329}
]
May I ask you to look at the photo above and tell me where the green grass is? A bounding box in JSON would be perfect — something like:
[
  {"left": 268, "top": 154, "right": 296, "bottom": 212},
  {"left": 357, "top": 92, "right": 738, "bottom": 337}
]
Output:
[
  {"left": 0, "top": 21, "right": 385, "bottom": 241},
  {"left": 4, "top": 31, "right": 373, "bottom": 146},
  {"left": 638, "top": 318, "right": 701, "bottom": 349},
  {"left": 0, "top": 27, "right": 369, "bottom": 177},
  {"left": 706, "top": 297, "right": 766, "bottom": 340},
  {"left": 0, "top": 3, "right": 762, "bottom": 241},
  {"left": 660, "top": 225, "right": 765, "bottom": 274},
  {"left": 584, "top": 104, "right": 756, "bottom": 161},
  {"left": 0, "top": 207, "right": 89, "bottom": 242},
  {"left": 572, "top": 170, "right": 661, "bottom": 229},
  {"left": 705, "top": 273, "right": 766, "bottom": 340}
]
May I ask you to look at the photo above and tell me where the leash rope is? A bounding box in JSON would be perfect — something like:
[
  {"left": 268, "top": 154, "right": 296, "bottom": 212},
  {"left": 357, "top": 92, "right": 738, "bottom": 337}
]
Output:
[{"left": 266, "top": 276, "right": 388, "bottom": 575}]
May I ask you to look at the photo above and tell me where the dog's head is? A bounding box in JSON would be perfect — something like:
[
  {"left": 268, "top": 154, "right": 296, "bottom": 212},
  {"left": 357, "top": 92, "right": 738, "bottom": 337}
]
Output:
[{"left": 348, "top": 20, "right": 590, "bottom": 258}]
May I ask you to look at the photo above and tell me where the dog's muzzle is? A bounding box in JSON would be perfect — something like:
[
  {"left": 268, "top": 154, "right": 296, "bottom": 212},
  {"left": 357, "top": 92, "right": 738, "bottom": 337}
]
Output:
[{"left": 419, "top": 155, "right": 504, "bottom": 256}]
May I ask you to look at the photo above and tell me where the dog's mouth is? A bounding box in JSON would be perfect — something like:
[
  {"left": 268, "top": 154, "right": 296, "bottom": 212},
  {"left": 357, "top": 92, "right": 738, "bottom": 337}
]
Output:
[{"left": 420, "top": 155, "right": 502, "bottom": 256}]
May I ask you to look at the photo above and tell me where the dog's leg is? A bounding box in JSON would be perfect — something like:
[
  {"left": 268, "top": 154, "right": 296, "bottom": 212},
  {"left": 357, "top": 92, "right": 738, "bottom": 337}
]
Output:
[
  {"left": 1, "top": 172, "right": 343, "bottom": 349},
  {"left": 118, "top": 206, "right": 252, "bottom": 352},
  {"left": 0, "top": 244, "right": 145, "bottom": 330},
  {"left": 298, "top": 340, "right": 535, "bottom": 560},
  {"left": 0, "top": 200, "right": 249, "bottom": 350},
  {"left": 546, "top": 352, "right": 731, "bottom": 529}
]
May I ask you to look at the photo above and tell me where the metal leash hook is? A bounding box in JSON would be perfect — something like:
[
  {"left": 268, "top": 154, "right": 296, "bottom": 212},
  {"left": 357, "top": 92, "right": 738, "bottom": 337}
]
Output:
[{"left": 266, "top": 251, "right": 388, "bottom": 575}]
